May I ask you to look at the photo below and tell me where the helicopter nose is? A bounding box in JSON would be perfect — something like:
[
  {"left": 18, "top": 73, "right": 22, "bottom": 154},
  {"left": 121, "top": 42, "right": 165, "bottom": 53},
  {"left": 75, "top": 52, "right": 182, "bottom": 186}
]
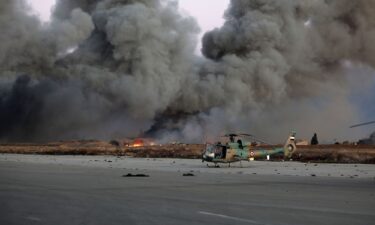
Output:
[
  {"left": 203, "top": 151, "right": 208, "bottom": 157},
  {"left": 203, "top": 151, "right": 214, "bottom": 161},
  {"left": 202, "top": 152, "right": 207, "bottom": 162}
]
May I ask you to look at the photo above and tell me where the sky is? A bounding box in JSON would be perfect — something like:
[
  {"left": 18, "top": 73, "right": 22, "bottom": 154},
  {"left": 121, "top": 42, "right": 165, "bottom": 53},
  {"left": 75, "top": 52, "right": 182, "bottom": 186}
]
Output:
[
  {"left": 26, "top": 0, "right": 230, "bottom": 52},
  {"left": 26, "top": 0, "right": 56, "bottom": 21},
  {"left": 179, "top": 0, "right": 229, "bottom": 51}
]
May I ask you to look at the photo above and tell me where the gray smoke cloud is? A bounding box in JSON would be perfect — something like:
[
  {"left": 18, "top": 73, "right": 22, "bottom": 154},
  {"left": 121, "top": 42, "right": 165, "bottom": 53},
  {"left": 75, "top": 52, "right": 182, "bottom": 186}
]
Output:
[
  {"left": 192, "top": 0, "right": 375, "bottom": 142},
  {"left": 0, "top": 0, "right": 374, "bottom": 143},
  {"left": 0, "top": 0, "right": 200, "bottom": 141}
]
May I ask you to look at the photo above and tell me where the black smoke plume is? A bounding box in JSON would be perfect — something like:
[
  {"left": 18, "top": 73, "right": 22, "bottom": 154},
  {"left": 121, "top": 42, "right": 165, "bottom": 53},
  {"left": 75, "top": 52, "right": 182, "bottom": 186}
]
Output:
[{"left": 0, "top": 0, "right": 374, "bottom": 143}]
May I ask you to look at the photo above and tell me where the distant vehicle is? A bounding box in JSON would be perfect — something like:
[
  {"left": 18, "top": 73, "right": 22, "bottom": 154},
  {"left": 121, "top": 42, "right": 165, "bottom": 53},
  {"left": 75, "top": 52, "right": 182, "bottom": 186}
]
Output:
[{"left": 202, "top": 133, "right": 297, "bottom": 167}]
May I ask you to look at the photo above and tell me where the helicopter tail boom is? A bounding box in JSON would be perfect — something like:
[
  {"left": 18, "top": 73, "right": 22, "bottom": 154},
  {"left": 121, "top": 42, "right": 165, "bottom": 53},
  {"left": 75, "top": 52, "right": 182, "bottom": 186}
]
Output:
[{"left": 283, "top": 132, "right": 297, "bottom": 159}]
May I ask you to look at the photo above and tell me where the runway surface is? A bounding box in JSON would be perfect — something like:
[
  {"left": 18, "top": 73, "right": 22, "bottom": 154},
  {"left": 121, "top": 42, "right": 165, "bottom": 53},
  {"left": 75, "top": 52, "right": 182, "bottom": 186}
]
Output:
[{"left": 0, "top": 154, "right": 374, "bottom": 225}]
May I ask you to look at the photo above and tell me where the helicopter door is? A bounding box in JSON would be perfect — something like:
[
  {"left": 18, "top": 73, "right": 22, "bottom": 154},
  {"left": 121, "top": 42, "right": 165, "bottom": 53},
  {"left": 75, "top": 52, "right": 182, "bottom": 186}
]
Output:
[
  {"left": 237, "top": 139, "right": 243, "bottom": 149},
  {"left": 221, "top": 145, "right": 227, "bottom": 159},
  {"left": 214, "top": 144, "right": 222, "bottom": 158}
]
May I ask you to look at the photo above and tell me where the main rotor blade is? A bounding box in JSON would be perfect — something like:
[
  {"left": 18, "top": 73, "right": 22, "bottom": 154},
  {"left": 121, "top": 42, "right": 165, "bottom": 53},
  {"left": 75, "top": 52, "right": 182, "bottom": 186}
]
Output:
[
  {"left": 238, "top": 133, "right": 253, "bottom": 137},
  {"left": 251, "top": 138, "right": 272, "bottom": 145},
  {"left": 241, "top": 134, "right": 272, "bottom": 145},
  {"left": 220, "top": 133, "right": 273, "bottom": 144},
  {"left": 222, "top": 133, "right": 239, "bottom": 137},
  {"left": 350, "top": 121, "right": 375, "bottom": 128}
]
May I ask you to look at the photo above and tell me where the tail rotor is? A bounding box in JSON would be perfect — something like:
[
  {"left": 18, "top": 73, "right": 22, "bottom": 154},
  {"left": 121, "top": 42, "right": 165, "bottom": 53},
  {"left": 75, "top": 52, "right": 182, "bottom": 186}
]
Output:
[{"left": 284, "top": 132, "right": 297, "bottom": 159}]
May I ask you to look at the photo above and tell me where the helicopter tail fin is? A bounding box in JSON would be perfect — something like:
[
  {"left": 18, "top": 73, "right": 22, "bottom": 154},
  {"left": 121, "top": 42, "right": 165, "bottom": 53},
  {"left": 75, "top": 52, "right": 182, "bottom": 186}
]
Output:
[{"left": 283, "top": 132, "right": 297, "bottom": 159}]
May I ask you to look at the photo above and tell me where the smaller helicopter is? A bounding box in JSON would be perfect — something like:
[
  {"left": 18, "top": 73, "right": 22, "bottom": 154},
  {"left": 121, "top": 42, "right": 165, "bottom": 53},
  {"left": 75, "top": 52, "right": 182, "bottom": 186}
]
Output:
[{"left": 202, "top": 132, "right": 297, "bottom": 167}]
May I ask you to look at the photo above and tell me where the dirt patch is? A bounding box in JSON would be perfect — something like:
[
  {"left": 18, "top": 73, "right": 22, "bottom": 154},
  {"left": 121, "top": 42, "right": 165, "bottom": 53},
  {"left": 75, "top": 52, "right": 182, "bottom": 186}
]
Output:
[{"left": 292, "top": 145, "right": 375, "bottom": 163}]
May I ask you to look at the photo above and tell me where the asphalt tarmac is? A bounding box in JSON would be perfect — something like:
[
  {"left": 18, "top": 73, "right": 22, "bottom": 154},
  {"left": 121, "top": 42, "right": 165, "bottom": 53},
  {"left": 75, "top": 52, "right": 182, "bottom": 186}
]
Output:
[{"left": 0, "top": 154, "right": 374, "bottom": 225}]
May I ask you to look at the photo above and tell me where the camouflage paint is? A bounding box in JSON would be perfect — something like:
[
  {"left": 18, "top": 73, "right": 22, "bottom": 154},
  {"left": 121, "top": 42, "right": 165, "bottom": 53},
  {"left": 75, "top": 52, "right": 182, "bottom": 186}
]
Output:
[{"left": 202, "top": 133, "right": 297, "bottom": 164}]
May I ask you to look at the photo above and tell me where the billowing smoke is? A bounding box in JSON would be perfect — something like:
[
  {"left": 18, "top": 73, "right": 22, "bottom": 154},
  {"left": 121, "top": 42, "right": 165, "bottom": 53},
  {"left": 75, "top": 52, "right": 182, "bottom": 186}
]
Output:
[
  {"left": 191, "top": 0, "right": 375, "bottom": 142},
  {"left": 0, "top": 0, "right": 375, "bottom": 143},
  {"left": 0, "top": 0, "right": 200, "bottom": 141}
]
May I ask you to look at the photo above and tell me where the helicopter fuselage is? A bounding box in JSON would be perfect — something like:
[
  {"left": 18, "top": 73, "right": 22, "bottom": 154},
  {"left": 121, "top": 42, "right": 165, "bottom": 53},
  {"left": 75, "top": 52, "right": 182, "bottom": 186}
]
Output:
[{"left": 202, "top": 133, "right": 296, "bottom": 165}]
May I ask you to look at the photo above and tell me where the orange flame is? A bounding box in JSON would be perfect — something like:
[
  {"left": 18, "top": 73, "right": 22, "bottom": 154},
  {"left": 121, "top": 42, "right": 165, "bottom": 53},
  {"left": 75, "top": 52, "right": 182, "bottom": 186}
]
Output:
[{"left": 131, "top": 139, "right": 144, "bottom": 147}]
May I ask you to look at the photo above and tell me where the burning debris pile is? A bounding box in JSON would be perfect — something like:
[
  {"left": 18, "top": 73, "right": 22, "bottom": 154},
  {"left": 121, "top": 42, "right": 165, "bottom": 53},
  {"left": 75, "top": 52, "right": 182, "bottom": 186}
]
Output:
[
  {"left": 0, "top": 0, "right": 375, "bottom": 143},
  {"left": 121, "top": 138, "right": 157, "bottom": 147},
  {"left": 0, "top": 141, "right": 203, "bottom": 159}
]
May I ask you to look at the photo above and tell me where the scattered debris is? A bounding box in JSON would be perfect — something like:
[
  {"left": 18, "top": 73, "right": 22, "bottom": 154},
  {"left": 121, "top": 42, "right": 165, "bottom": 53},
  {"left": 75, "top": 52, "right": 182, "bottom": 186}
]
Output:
[
  {"left": 122, "top": 173, "right": 149, "bottom": 177},
  {"left": 183, "top": 173, "right": 195, "bottom": 176}
]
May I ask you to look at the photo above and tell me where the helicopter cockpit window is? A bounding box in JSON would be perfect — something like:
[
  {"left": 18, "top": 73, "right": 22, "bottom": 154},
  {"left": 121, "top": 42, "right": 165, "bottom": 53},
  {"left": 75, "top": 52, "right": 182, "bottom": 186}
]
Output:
[{"left": 205, "top": 145, "right": 215, "bottom": 153}]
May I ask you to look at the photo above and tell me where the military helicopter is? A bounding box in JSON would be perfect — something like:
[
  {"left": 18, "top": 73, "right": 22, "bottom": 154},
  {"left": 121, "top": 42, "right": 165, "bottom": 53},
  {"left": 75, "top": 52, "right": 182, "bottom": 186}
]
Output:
[{"left": 202, "top": 132, "right": 297, "bottom": 167}]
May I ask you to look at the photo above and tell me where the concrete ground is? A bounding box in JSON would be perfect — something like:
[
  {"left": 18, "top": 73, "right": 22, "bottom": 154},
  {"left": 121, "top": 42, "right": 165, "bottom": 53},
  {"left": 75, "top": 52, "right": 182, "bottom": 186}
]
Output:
[{"left": 0, "top": 154, "right": 374, "bottom": 225}]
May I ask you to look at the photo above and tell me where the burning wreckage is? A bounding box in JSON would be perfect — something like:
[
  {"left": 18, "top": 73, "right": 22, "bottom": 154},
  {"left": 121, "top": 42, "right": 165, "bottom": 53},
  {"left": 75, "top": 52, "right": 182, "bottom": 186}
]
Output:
[
  {"left": 0, "top": 0, "right": 375, "bottom": 164},
  {"left": 1, "top": 134, "right": 375, "bottom": 163}
]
